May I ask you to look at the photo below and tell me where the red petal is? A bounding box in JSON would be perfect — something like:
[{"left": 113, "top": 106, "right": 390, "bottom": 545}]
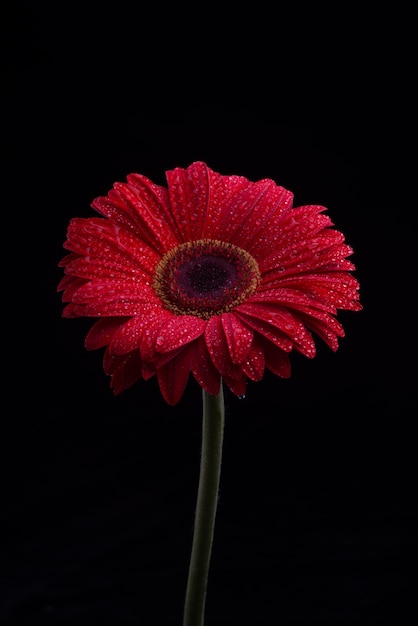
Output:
[
  {"left": 241, "top": 343, "right": 265, "bottom": 381},
  {"left": 263, "top": 273, "right": 362, "bottom": 311},
  {"left": 63, "top": 217, "right": 160, "bottom": 272},
  {"left": 221, "top": 313, "right": 254, "bottom": 364},
  {"left": 92, "top": 173, "right": 178, "bottom": 254},
  {"left": 76, "top": 299, "right": 151, "bottom": 317},
  {"left": 58, "top": 252, "right": 78, "bottom": 268},
  {"left": 64, "top": 256, "right": 151, "bottom": 283},
  {"left": 157, "top": 344, "right": 195, "bottom": 405},
  {"left": 70, "top": 280, "right": 154, "bottom": 305},
  {"left": 109, "top": 316, "right": 147, "bottom": 355},
  {"left": 103, "top": 348, "right": 143, "bottom": 394},
  {"left": 191, "top": 336, "right": 221, "bottom": 396},
  {"left": 259, "top": 230, "right": 345, "bottom": 274},
  {"left": 111, "top": 182, "right": 178, "bottom": 253},
  {"left": 236, "top": 303, "right": 316, "bottom": 358},
  {"left": 61, "top": 303, "right": 86, "bottom": 318},
  {"left": 139, "top": 310, "right": 173, "bottom": 362},
  {"left": 59, "top": 276, "right": 87, "bottom": 303},
  {"left": 296, "top": 310, "right": 345, "bottom": 351},
  {"left": 85, "top": 317, "right": 129, "bottom": 350},
  {"left": 222, "top": 373, "right": 247, "bottom": 397},
  {"left": 127, "top": 172, "right": 182, "bottom": 242},
  {"left": 155, "top": 315, "right": 206, "bottom": 353},
  {"left": 204, "top": 316, "right": 243, "bottom": 380},
  {"left": 166, "top": 162, "right": 210, "bottom": 242},
  {"left": 140, "top": 347, "right": 183, "bottom": 381},
  {"left": 259, "top": 337, "right": 291, "bottom": 378},
  {"left": 166, "top": 162, "right": 250, "bottom": 242},
  {"left": 251, "top": 288, "right": 337, "bottom": 314},
  {"left": 228, "top": 180, "right": 293, "bottom": 255},
  {"left": 246, "top": 203, "right": 328, "bottom": 259}
]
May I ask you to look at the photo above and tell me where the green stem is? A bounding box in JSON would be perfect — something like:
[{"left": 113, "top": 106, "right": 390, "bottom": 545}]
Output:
[{"left": 183, "top": 384, "right": 225, "bottom": 626}]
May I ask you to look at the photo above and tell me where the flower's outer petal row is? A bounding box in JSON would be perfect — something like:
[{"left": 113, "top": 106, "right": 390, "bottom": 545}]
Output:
[
  {"left": 259, "top": 230, "right": 346, "bottom": 275},
  {"left": 277, "top": 204, "right": 332, "bottom": 238},
  {"left": 67, "top": 281, "right": 153, "bottom": 306},
  {"left": 58, "top": 252, "right": 79, "bottom": 269},
  {"left": 61, "top": 282, "right": 156, "bottom": 317},
  {"left": 292, "top": 244, "right": 356, "bottom": 274},
  {"left": 103, "top": 349, "right": 143, "bottom": 395},
  {"left": 260, "top": 274, "right": 362, "bottom": 312},
  {"left": 109, "top": 315, "right": 149, "bottom": 355},
  {"left": 126, "top": 173, "right": 183, "bottom": 242},
  {"left": 236, "top": 302, "right": 316, "bottom": 358},
  {"left": 154, "top": 315, "right": 206, "bottom": 353},
  {"left": 165, "top": 162, "right": 293, "bottom": 253},
  {"left": 256, "top": 336, "right": 291, "bottom": 378},
  {"left": 258, "top": 210, "right": 334, "bottom": 269},
  {"left": 244, "top": 202, "right": 327, "bottom": 261},
  {"left": 57, "top": 216, "right": 162, "bottom": 318},
  {"left": 61, "top": 217, "right": 160, "bottom": 277},
  {"left": 222, "top": 372, "right": 247, "bottom": 398},
  {"left": 296, "top": 308, "right": 345, "bottom": 351},
  {"left": 250, "top": 288, "right": 339, "bottom": 314},
  {"left": 165, "top": 162, "right": 250, "bottom": 242},
  {"left": 225, "top": 180, "right": 293, "bottom": 255},
  {"left": 204, "top": 316, "right": 246, "bottom": 380},
  {"left": 62, "top": 301, "right": 147, "bottom": 317},
  {"left": 141, "top": 349, "right": 184, "bottom": 382},
  {"left": 165, "top": 162, "right": 211, "bottom": 242},
  {"left": 191, "top": 337, "right": 222, "bottom": 397},
  {"left": 59, "top": 276, "right": 155, "bottom": 315},
  {"left": 111, "top": 182, "right": 177, "bottom": 253},
  {"left": 157, "top": 343, "right": 195, "bottom": 405},
  {"left": 63, "top": 256, "right": 151, "bottom": 284},
  {"left": 61, "top": 303, "right": 87, "bottom": 318},
  {"left": 234, "top": 311, "right": 293, "bottom": 353},
  {"left": 241, "top": 343, "right": 265, "bottom": 381},
  {"left": 92, "top": 175, "right": 178, "bottom": 254},
  {"left": 85, "top": 317, "right": 130, "bottom": 350},
  {"left": 220, "top": 313, "right": 254, "bottom": 364},
  {"left": 59, "top": 276, "right": 89, "bottom": 310},
  {"left": 139, "top": 311, "right": 174, "bottom": 363},
  {"left": 242, "top": 294, "right": 348, "bottom": 351}
]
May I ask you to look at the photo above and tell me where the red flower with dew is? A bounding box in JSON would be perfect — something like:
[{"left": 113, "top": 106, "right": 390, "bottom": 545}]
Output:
[{"left": 58, "top": 161, "right": 362, "bottom": 405}]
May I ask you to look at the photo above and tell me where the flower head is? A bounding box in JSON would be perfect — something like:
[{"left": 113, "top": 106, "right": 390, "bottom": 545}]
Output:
[{"left": 58, "top": 161, "right": 362, "bottom": 405}]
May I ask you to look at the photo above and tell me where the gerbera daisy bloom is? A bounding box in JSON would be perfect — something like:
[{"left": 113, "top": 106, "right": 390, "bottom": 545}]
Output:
[{"left": 58, "top": 161, "right": 362, "bottom": 405}]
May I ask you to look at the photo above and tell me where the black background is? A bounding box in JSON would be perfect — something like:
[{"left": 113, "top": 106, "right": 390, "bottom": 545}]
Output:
[{"left": 3, "top": 5, "right": 416, "bottom": 625}]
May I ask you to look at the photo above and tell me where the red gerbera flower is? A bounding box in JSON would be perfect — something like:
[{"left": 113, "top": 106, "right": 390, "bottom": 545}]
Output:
[{"left": 58, "top": 161, "right": 362, "bottom": 405}]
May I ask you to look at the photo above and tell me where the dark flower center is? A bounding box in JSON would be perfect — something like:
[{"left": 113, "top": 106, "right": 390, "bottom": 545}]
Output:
[
  {"left": 177, "top": 255, "right": 237, "bottom": 297},
  {"left": 153, "top": 239, "right": 261, "bottom": 319}
]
